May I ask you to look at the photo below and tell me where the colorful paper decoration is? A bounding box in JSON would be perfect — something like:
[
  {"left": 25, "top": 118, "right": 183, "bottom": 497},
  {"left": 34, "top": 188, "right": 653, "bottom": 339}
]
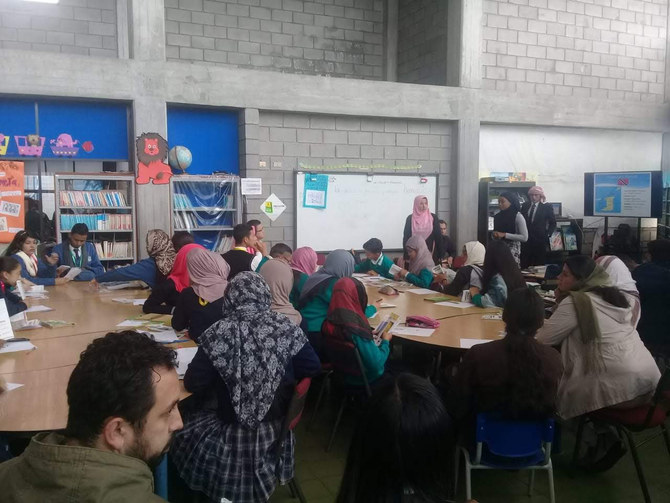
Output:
[
  {"left": 14, "top": 135, "right": 45, "bottom": 156},
  {"left": 135, "top": 133, "right": 172, "bottom": 185},
  {"left": 49, "top": 133, "right": 80, "bottom": 157},
  {"left": 82, "top": 141, "right": 94, "bottom": 153},
  {"left": 0, "top": 134, "right": 8, "bottom": 156}
]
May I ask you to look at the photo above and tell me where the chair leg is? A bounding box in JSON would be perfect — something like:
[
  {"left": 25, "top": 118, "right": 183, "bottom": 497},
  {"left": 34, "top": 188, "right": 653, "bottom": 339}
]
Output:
[
  {"left": 452, "top": 447, "right": 460, "bottom": 499},
  {"left": 464, "top": 462, "right": 472, "bottom": 502},
  {"left": 528, "top": 470, "right": 535, "bottom": 496},
  {"left": 307, "top": 372, "right": 330, "bottom": 431},
  {"left": 547, "top": 464, "right": 556, "bottom": 503},
  {"left": 571, "top": 415, "right": 586, "bottom": 467},
  {"left": 289, "top": 478, "right": 307, "bottom": 503},
  {"left": 621, "top": 428, "right": 652, "bottom": 503},
  {"left": 661, "top": 423, "right": 670, "bottom": 458},
  {"left": 326, "top": 397, "right": 347, "bottom": 452}
]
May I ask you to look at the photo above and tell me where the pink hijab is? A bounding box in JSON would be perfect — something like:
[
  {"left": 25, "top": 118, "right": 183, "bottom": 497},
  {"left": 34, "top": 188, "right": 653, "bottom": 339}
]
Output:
[
  {"left": 168, "top": 243, "right": 205, "bottom": 292},
  {"left": 290, "top": 247, "right": 318, "bottom": 275},
  {"left": 411, "top": 195, "right": 433, "bottom": 240},
  {"left": 187, "top": 248, "right": 230, "bottom": 302}
]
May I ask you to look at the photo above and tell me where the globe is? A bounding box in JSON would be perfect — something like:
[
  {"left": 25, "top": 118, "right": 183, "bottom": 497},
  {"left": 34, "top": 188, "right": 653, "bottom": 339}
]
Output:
[{"left": 168, "top": 146, "right": 192, "bottom": 172}]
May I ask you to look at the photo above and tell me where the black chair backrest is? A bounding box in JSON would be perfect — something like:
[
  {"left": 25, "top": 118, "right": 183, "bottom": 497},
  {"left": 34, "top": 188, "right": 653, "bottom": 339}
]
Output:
[
  {"left": 275, "top": 377, "right": 311, "bottom": 477},
  {"left": 324, "top": 335, "right": 372, "bottom": 397}
]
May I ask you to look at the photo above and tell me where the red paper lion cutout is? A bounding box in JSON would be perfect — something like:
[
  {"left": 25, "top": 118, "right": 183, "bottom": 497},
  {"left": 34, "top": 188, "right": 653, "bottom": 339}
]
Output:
[{"left": 135, "top": 133, "right": 172, "bottom": 185}]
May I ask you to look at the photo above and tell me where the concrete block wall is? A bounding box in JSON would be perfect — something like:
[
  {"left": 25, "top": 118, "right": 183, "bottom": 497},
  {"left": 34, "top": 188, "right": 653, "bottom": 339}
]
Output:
[
  {"left": 0, "top": 0, "right": 117, "bottom": 57},
  {"left": 242, "top": 111, "right": 452, "bottom": 247},
  {"left": 165, "top": 0, "right": 385, "bottom": 79},
  {"left": 397, "top": 0, "right": 448, "bottom": 85},
  {"left": 482, "top": 0, "right": 668, "bottom": 102}
]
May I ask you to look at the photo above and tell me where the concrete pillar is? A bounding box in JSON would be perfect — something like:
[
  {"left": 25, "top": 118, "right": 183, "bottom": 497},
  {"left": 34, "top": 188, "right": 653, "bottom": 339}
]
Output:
[
  {"left": 451, "top": 118, "right": 481, "bottom": 248},
  {"left": 238, "top": 108, "right": 260, "bottom": 222},
  {"left": 385, "top": 0, "right": 398, "bottom": 82},
  {"left": 129, "top": 0, "right": 169, "bottom": 257},
  {"left": 117, "top": 0, "right": 130, "bottom": 59},
  {"left": 447, "top": 0, "right": 482, "bottom": 88}
]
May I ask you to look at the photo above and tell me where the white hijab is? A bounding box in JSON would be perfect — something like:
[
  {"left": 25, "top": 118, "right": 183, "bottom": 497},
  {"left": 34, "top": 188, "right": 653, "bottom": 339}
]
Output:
[
  {"left": 596, "top": 255, "right": 640, "bottom": 326},
  {"left": 464, "top": 241, "right": 486, "bottom": 267}
]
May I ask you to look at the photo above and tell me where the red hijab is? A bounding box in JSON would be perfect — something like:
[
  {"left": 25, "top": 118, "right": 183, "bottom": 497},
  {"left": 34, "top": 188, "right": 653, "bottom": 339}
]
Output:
[
  {"left": 168, "top": 243, "right": 205, "bottom": 292},
  {"left": 322, "top": 277, "right": 373, "bottom": 341}
]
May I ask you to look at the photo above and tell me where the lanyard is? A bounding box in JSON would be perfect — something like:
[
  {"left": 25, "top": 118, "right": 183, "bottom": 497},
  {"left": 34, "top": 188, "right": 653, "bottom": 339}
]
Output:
[{"left": 70, "top": 247, "right": 82, "bottom": 267}]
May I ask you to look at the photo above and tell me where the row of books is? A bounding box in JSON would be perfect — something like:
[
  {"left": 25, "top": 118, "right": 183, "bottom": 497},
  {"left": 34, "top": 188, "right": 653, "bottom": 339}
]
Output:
[
  {"left": 213, "top": 235, "right": 234, "bottom": 253},
  {"left": 94, "top": 241, "right": 133, "bottom": 259},
  {"left": 549, "top": 226, "right": 578, "bottom": 252},
  {"left": 60, "top": 190, "right": 128, "bottom": 207},
  {"left": 60, "top": 214, "right": 132, "bottom": 231}
]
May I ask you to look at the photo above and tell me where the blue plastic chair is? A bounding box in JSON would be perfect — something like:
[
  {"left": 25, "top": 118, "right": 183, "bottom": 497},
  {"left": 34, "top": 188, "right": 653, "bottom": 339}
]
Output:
[
  {"left": 459, "top": 413, "right": 556, "bottom": 503},
  {"left": 153, "top": 455, "right": 168, "bottom": 500}
]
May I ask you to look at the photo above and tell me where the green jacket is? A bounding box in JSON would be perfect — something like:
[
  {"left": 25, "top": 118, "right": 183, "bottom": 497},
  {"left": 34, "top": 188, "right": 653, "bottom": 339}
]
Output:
[
  {"left": 405, "top": 268, "right": 434, "bottom": 288},
  {"left": 354, "top": 253, "right": 395, "bottom": 279},
  {"left": 290, "top": 271, "right": 309, "bottom": 309},
  {"left": 0, "top": 432, "right": 164, "bottom": 503}
]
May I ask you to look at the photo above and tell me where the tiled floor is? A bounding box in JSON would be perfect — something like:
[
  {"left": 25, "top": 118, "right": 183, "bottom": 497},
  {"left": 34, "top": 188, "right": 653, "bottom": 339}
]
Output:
[{"left": 271, "top": 398, "right": 670, "bottom": 503}]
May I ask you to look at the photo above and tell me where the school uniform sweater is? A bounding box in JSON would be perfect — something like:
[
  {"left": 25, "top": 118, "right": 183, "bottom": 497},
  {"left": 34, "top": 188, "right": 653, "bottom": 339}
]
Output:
[
  {"left": 51, "top": 241, "right": 105, "bottom": 281},
  {"left": 143, "top": 278, "right": 180, "bottom": 315},
  {"left": 0, "top": 283, "right": 26, "bottom": 317},
  {"left": 405, "top": 268, "right": 434, "bottom": 288},
  {"left": 472, "top": 274, "right": 508, "bottom": 308},
  {"left": 290, "top": 271, "right": 308, "bottom": 308},
  {"left": 354, "top": 253, "right": 395, "bottom": 279},
  {"left": 172, "top": 287, "right": 225, "bottom": 343},
  {"left": 95, "top": 257, "right": 162, "bottom": 289},
  {"left": 221, "top": 249, "right": 254, "bottom": 279},
  {"left": 11, "top": 253, "right": 57, "bottom": 286}
]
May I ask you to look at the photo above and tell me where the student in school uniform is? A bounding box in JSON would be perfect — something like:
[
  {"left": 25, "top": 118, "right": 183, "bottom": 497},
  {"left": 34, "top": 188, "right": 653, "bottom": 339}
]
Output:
[
  {"left": 434, "top": 241, "right": 486, "bottom": 296},
  {"left": 172, "top": 248, "right": 229, "bottom": 343},
  {"left": 395, "top": 235, "right": 435, "bottom": 288},
  {"left": 221, "top": 223, "right": 267, "bottom": 279},
  {"left": 268, "top": 242, "right": 292, "bottom": 264},
  {"left": 353, "top": 238, "right": 394, "bottom": 278},
  {"left": 492, "top": 191, "right": 528, "bottom": 267},
  {"left": 170, "top": 272, "right": 320, "bottom": 503},
  {"left": 289, "top": 246, "right": 318, "bottom": 307},
  {"left": 299, "top": 249, "right": 379, "bottom": 357},
  {"left": 322, "top": 277, "right": 392, "bottom": 386},
  {"left": 260, "top": 259, "right": 302, "bottom": 326},
  {"left": 143, "top": 242, "right": 204, "bottom": 315},
  {"left": 245, "top": 219, "right": 269, "bottom": 257},
  {"left": 51, "top": 223, "right": 105, "bottom": 281},
  {"left": 470, "top": 240, "right": 526, "bottom": 308},
  {"left": 0, "top": 257, "right": 27, "bottom": 317},
  {"left": 536, "top": 255, "right": 660, "bottom": 419},
  {"left": 5, "top": 230, "right": 70, "bottom": 286},
  {"left": 93, "top": 229, "right": 175, "bottom": 289},
  {"left": 403, "top": 195, "right": 444, "bottom": 261}
]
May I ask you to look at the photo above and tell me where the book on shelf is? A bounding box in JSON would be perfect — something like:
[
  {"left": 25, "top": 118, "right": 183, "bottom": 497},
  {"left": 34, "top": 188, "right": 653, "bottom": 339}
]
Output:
[
  {"left": 214, "top": 235, "right": 234, "bottom": 253},
  {"left": 61, "top": 213, "right": 132, "bottom": 231},
  {"left": 94, "top": 241, "right": 133, "bottom": 259},
  {"left": 60, "top": 190, "right": 128, "bottom": 207}
]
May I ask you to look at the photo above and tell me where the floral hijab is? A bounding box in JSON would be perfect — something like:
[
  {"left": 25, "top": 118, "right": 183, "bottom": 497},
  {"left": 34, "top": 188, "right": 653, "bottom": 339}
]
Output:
[{"left": 146, "top": 229, "right": 176, "bottom": 276}]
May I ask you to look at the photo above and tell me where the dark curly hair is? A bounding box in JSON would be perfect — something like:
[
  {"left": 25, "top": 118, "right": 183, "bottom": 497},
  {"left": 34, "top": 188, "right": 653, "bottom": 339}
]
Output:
[{"left": 65, "top": 331, "right": 177, "bottom": 445}]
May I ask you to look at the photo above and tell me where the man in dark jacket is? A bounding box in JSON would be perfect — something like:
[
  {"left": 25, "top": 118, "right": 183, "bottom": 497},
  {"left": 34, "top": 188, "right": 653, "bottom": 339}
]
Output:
[
  {"left": 0, "top": 331, "right": 183, "bottom": 502},
  {"left": 632, "top": 239, "right": 670, "bottom": 351},
  {"left": 520, "top": 186, "right": 556, "bottom": 268}
]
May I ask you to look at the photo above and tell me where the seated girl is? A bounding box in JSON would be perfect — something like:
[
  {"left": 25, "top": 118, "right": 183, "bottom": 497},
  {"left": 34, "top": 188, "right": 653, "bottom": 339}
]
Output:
[
  {"left": 0, "top": 257, "right": 27, "bottom": 317},
  {"left": 171, "top": 272, "right": 320, "bottom": 503},
  {"left": 260, "top": 259, "right": 302, "bottom": 326},
  {"left": 143, "top": 242, "right": 204, "bottom": 315},
  {"left": 94, "top": 229, "right": 175, "bottom": 289},
  {"left": 289, "top": 246, "right": 318, "bottom": 307},
  {"left": 172, "top": 248, "right": 229, "bottom": 343},
  {"left": 536, "top": 255, "right": 660, "bottom": 419},
  {"left": 434, "top": 241, "right": 486, "bottom": 295},
  {"left": 395, "top": 235, "right": 435, "bottom": 288},
  {"left": 5, "top": 230, "right": 69, "bottom": 286},
  {"left": 447, "top": 287, "right": 563, "bottom": 422},
  {"left": 322, "top": 277, "right": 392, "bottom": 385},
  {"left": 299, "top": 249, "right": 378, "bottom": 357},
  {"left": 470, "top": 240, "right": 525, "bottom": 308}
]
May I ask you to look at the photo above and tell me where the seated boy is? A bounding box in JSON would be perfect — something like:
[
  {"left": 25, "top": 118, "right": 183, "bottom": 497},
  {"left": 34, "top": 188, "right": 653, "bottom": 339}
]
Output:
[
  {"left": 51, "top": 223, "right": 105, "bottom": 281},
  {"left": 354, "top": 238, "right": 395, "bottom": 279}
]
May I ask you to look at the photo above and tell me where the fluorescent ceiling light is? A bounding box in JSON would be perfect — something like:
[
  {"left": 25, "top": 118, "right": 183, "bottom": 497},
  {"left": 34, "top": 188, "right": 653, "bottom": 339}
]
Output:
[{"left": 22, "top": 0, "right": 59, "bottom": 4}]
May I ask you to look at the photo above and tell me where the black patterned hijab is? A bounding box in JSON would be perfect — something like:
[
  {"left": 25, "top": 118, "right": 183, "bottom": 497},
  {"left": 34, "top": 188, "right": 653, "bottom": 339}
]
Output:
[{"left": 199, "top": 271, "right": 308, "bottom": 428}]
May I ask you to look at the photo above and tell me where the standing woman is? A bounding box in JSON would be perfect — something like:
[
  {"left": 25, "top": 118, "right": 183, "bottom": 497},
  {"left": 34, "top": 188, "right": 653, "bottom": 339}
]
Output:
[
  {"left": 403, "top": 195, "right": 443, "bottom": 263},
  {"left": 493, "top": 191, "right": 528, "bottom": 266},
  {"left": 289, "top": 246, "right": 318, "bottom": 307}
]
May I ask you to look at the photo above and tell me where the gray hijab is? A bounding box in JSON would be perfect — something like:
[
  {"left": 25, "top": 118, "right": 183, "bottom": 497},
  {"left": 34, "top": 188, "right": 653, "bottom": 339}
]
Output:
[{"left": 299, "top": 249, "right": 354, "bottom": 301}]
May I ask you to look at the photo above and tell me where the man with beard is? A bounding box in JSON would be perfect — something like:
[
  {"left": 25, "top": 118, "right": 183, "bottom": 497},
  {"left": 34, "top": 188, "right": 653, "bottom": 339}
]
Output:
[{"left": 0, "top": 331, "right": 183, "bottom": 502}]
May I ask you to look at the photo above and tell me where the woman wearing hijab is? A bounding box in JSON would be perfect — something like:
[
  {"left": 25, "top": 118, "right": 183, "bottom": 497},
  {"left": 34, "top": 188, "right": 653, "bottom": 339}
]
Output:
[
  {"left": 172, "top": 248, "right": 230, "bottom": 342},
  {"left": 171, "top": 272, "right": 321, "bottom": 502},
  {"left": 470, "top": 240, "right": 526, "bottom": 308},
  {"left": 536, "top": 255, "right": 660, "bottom": 419},
  {"left": 434, "top": 241, "right": 486, "bottom": 295},
  {"left": 493, "top": 191, "right": 528, "bottom": 266},
  {"left": 93, "top": 229, "right": 176, "bottom": 289},
  {"left": 143, "top": 242, "right": 204, "bottom": 314},
  {"left": 260, "top": 259, "right": 302, "bottom": 326},
  {"left": 596, "top": 255, "right": 640, "bottom": 326},
  {"left": 299, "top": 249, "right": 378, "bottom": 357},
  {"left": 402, "top": 195, "right": 443, "bottom": 263},
  {"left": 395, "top": 235, "right": 435, "bottom": 288},
  {"left": 289, "top": 246, "right": 318, "bottom": 307},
  {"left": 322, "top": 277, "right": 392, "bottom": 386}
]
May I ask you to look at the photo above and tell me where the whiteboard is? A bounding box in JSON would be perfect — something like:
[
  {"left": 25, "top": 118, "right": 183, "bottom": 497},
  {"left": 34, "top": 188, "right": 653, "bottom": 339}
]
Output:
[{"left": 295, "top": 172, "right": 438, "bottom": 251}]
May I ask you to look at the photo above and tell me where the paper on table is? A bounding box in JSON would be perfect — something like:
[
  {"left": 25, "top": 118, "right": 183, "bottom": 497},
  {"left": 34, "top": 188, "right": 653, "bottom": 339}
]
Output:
[
  {"left": 63, "top": 267, "right": 82, "bottom": 281},
  {"left": 434, "top": 300, "right": 475, "bottom": 309},
  {"left": 133, "top": 299, "right": 146, "bottom": 306},
  {"left": 25, "top": 305, "right": 54, "bottom": 313},
  {"left": 406, "top": 288, "right": 435, "bottom": 295},
  {"left": 391, "top": 326, "right": 434, "bottom": 337},
  {"left": 460, "top": 338, "right": 492, "bottom": 349},
  {"left": 5, "top": 382, "right": 23, "bottom": 391},
  {"left": 379, "top": 303, "right": 396, "bottom": 308},
  {"left": 142, "top": 329, "right": 187, "bottom": 344},
  {"left": 116, "top": 319, "right": 146, "bottom": 327},
  {"left": 0, "top": 341, "right": 36, "bottom": 353},
  {"left": 352, "top": 273, "right": 368, "bottom": 278},
  {"left": 388, "top": 263, "right": 402, "bottom": 276},
  {"left": 112, "top": 298, "right": 134, "bottom": 304},
  {"left": 176, "top": 347, "right": 198, "bottom": 378}
]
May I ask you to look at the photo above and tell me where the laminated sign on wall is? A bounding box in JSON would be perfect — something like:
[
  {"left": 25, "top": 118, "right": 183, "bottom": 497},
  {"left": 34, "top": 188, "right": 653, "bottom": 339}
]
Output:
[{"left": 260, "top": 194, "right": 286, "bottom": 222}]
